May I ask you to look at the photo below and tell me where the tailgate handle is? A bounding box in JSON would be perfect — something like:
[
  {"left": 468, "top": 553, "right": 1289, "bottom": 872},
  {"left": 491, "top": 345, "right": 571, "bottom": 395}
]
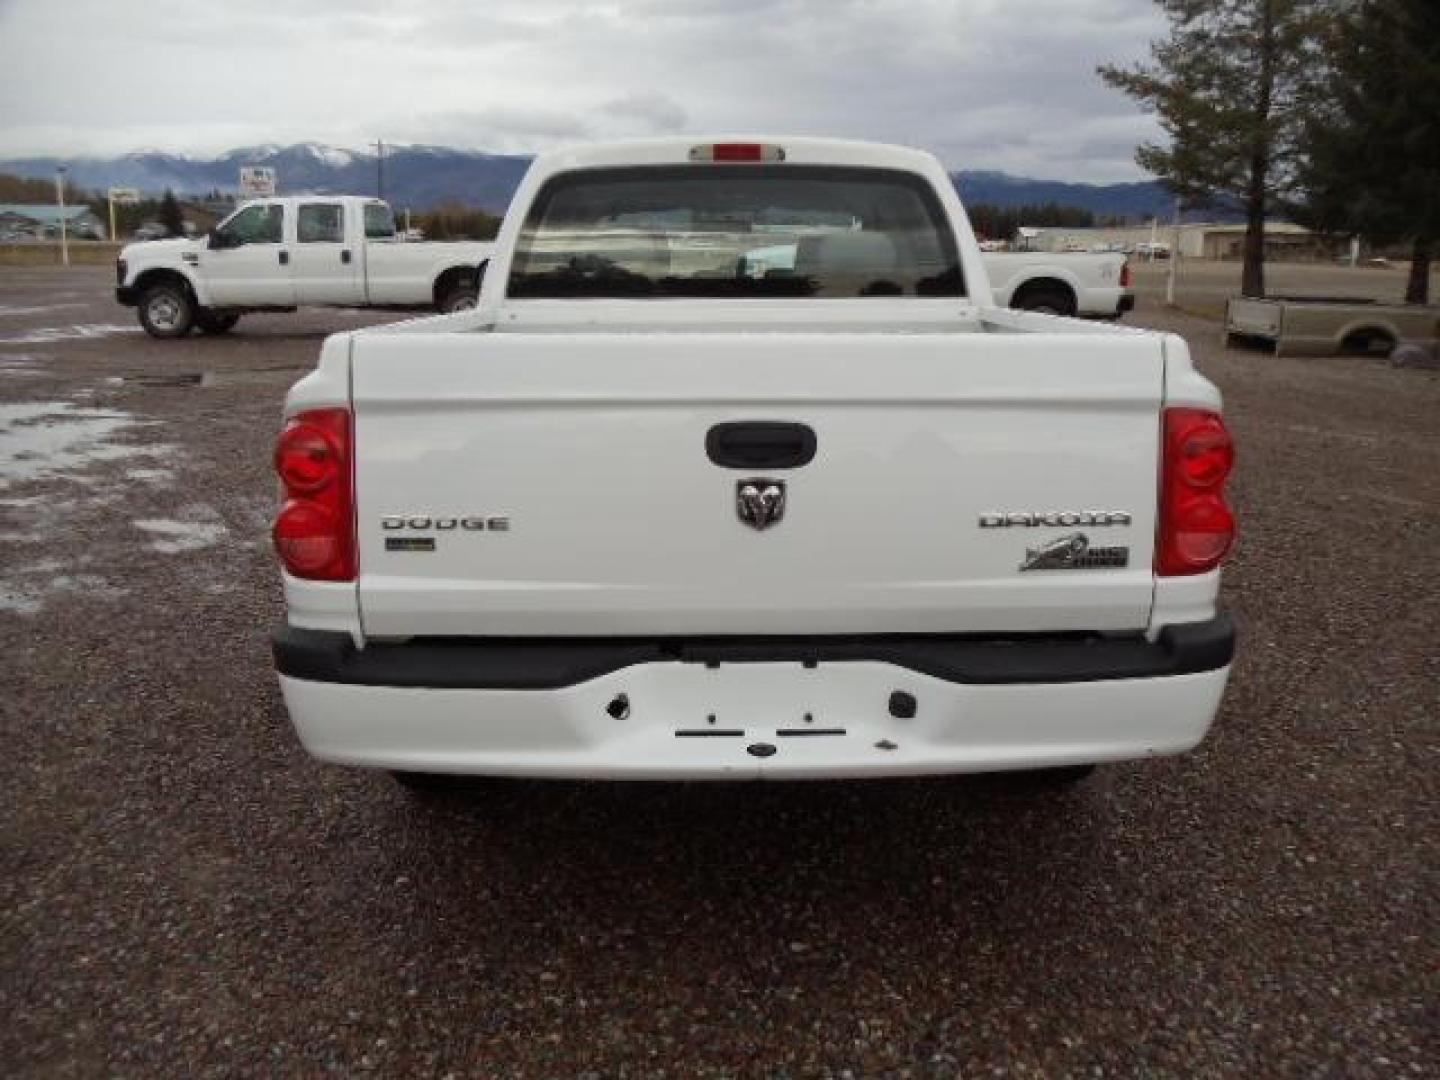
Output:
[{"left": 706, "top": 421, "right": 817, "bottom": 469}]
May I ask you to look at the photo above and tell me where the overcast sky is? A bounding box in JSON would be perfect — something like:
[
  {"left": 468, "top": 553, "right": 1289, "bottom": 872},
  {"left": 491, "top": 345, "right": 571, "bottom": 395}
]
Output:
[{"left": 0, "top": 0, "right": 1166, "bottom": 182}]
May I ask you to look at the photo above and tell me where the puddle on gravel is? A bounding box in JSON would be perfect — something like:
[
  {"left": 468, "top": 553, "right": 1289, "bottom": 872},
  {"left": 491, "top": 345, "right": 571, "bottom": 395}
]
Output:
[
  {"left": 104, "top": 366, "right": 309, "bottom": 389},
  {"left": 0, "top": 303, "right": 86, "bottom": 316},
  {"left": 0, "top": 324, "right": 140, "bottom": 346},
  {"left": 116, "top": 372, "right": 205, "bottom": 388},
  {"left": 0, "top": 354, "right": 45, "bottom": 378},
  {"left": 0, "top": 401, "right": 168, "bottom": 489}
]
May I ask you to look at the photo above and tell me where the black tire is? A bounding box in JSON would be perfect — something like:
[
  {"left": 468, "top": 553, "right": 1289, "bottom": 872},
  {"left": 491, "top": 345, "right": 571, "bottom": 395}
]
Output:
[
  {"left": 1013, "top": 287, "right": 1077, "bottom": 317},
  {"left": 137, "top": 280, "right": 195, "bottom": 338},
  {"left": 391, "top": 770, "right": 467, "bottom": 795},
  {"left": 1010, "top": 763, "right": 1097, "bottom": 788},
  {"left": 437, "top": 283, "right": 478, "bottom": 314},
  {"left": 196, "top": 310, "right": 240, "bottom": 335},
  {"left": 1339, "top": 329, "right": 1396, "bottom": 358}
]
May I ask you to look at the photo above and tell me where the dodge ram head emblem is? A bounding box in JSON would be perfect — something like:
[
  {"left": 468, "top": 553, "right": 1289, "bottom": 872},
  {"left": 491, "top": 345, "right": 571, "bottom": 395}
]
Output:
[{"left": 736, "top": 479, "right": 786, "bottom": 530}]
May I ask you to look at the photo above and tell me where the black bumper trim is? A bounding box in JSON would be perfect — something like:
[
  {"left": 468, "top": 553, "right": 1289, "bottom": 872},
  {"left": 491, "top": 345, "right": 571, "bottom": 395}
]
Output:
[
  {"left": 273, "top": 615, "right": 1234, "bottom": 691},
  {"left": 115, "top": 286, "right": 138, "bottom": 306},
  {"left": 1118, "top": 292, "right": 1136, "bottom": 314}
]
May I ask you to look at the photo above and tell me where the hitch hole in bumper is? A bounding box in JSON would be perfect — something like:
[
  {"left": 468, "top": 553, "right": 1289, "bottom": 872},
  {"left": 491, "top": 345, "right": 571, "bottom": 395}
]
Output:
[{"left": 889, "top": 691, "right": 918, "bottom": 719}]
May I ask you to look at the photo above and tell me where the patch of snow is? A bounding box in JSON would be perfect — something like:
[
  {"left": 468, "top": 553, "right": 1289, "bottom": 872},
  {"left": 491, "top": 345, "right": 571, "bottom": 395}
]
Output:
[
  {"left": 132, "top": 514, "right": 228, "bottom": 554},
  {"left": 306, "top": 144, "right": 355, "bottom": 168},
  {"left": 0, "top": 401, "right": 166, "bottom": 489},
  {"left": 0, "top": 325, "right": 140, "bottom": 346},
  {"left": 124, "top": 467, "right": 173, "bottom": 484},
  {"left": 0, "top": 559, "right": 126, "bottom": 616}
]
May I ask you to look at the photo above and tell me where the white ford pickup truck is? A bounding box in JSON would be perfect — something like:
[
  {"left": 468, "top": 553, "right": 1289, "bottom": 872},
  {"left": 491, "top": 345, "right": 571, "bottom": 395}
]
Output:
[
  {"left": 270, "top": 138, "right": 1236, "bottom": 790},
  {"left": 116, "top": 196, "right": 493, "bottom": 338},
  {"left": 742, "top": 244, "right": 1135, "bottom": 317},
  {"left": 984, "top": 251, "right": 1135, "bottom": 318}
]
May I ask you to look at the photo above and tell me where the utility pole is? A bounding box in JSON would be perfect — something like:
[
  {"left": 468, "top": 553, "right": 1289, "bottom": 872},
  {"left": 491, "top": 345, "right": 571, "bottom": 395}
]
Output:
[
  {"left": 55, "top": 166, "right": 70, "bottom": 267},
  {"left": 371, "top": 139, "right": 385, "bottom": 200}
]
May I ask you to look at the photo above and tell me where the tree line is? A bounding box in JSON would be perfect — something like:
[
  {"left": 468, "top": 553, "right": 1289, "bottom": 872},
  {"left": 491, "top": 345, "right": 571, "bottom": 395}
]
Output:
[
  {"left": 967, "top": 203, "right": 1123, "bottom": 241},
  {"left": 1100, "top": 0, "right": 1437, "bottom": 302}
]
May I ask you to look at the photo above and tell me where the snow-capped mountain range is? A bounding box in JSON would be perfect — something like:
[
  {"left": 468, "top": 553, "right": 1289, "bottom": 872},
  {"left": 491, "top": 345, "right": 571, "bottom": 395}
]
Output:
[{"left": 0, "top": 142, "right": 1173, "bottom": 218}]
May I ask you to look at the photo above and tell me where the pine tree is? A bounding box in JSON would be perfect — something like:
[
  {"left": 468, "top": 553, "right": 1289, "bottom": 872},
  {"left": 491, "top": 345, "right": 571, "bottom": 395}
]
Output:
[
  {"left": 159, "top": 188, "right": 184, "bottom": 237},
  {"left": 1294, "top": 0, "right": 1439, "bottom": 303},
  {"left": 1099, "top": 0, "right": 1331, "bottom": 297}
]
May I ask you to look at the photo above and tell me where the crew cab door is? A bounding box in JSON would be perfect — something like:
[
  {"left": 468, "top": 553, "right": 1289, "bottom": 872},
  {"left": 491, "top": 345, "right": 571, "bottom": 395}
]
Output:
[
  {"left": 356, "top": 201, "right": 422, "bottom": 305},
  {"left": 203, "top": 202, "right": 295, "bottom": 307},
  {"left": 290, "top": 202, "right": 363, "bottom": 305}
]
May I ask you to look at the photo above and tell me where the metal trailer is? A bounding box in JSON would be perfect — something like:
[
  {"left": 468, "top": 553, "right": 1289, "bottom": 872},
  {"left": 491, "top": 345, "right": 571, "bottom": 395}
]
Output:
[{"left": 1225, "top": 296, "right": 1440, "bottom": 358}]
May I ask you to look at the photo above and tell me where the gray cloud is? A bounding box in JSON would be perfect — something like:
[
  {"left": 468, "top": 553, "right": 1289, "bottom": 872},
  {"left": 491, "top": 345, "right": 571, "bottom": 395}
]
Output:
[{"left": 0, "top": 0, "right": 1164, "bottom": 182}]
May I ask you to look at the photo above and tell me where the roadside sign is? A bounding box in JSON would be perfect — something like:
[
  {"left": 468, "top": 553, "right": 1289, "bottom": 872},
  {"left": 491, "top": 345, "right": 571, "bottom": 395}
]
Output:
[
  {"left": 239, "top": 166, "right": 277, "bottom": 197},
  {"left": 108, "top": 187, "right": 140, "bottom": 206}
]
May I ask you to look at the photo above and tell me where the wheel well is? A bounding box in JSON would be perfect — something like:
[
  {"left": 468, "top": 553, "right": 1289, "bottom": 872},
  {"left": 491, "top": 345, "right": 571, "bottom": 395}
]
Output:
[
  {"left": 1339, "top": 325, "right": 1397, "bottom": 356},
  {"left": 1011, "top": 277, "right": 1076, "bottom": 307},
  {"left": 133, "top": 268, "right": 195, "bottom": 302},
  {"left": 433, "top": 263, "right": 482, "bottom": 306}
]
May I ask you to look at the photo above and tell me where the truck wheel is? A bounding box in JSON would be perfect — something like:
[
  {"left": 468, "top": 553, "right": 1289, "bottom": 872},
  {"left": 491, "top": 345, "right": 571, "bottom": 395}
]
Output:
[
  {"left": 437, "top": 285, "right": 478, "bottom": 314},
  {"left": 1013, "top": 288, "right": 1077, "bottom": 317},
  {"left": 138, "top": 281, "right": 195, "bottom": 338},
  {"left": 196, "top": 310, "right": 240, "bottom": 335}
]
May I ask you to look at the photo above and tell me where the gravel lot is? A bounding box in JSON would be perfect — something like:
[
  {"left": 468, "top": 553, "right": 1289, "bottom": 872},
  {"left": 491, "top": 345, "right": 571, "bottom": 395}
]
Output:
[{"left": 2, "top": 264, "right": 1435, "bottom": 1077}]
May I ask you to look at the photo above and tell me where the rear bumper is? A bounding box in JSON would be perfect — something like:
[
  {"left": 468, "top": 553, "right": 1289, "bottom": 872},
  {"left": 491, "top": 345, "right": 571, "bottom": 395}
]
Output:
[
  {"left": 273, "top": 619, "right": 1233, "bottom": 779},
  {"left": 115, "top": 285, "right": 138, "bottom": 306},
  {"left": 1117, "top": 292, "right": 1136, "bottom": 314}
]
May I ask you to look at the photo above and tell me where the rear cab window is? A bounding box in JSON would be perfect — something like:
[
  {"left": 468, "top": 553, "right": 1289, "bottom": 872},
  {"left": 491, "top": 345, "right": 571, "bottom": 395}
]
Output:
[
  {"left": 507, "top": 166, "right": 963, "bottom": 299},
  {"left": 297, "top": 203, "right": 344, "bottom": 243},
  {"left": 364, "top": 203, "right": 397, "bottom": 240}
]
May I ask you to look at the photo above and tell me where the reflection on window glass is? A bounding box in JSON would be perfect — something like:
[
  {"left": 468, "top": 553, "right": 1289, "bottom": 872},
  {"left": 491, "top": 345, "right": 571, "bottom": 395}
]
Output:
[
  {"left": 297, "top": 204, "right": 344, "bottom": 243},
  {"left": 364, "top": 203, "right": 396, "bottom": 240},
  {"left": 508, "top": 166, "right": 963, "bottom": 299},
  {"left": 220, "top": 204, "right": 283, "bottom": 245}
]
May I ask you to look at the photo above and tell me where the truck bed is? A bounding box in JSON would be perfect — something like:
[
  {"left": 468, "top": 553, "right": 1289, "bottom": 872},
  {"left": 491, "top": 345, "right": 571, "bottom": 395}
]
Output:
[{"left": 1226, "top": 295, "right": 1439, "bottom": 357}]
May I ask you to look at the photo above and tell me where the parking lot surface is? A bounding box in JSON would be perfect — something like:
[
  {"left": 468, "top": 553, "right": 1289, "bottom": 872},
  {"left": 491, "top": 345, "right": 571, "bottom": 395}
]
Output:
[{"left": 2, "top": 264, "right": 1435, "bottom": 1077}]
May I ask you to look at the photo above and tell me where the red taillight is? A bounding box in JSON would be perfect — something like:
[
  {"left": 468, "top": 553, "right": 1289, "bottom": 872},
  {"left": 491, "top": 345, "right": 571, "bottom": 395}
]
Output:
[
  {"left": 1120, "top": 260, "right": 1133, "bottom": 288},
  {"left": 688, "top": 142, "right": 786, "bottom": 163},
  {"left": 273, "top": 407, "right": 354, "bottom": 581},
  {"left": 1158, "top": 408, "right": 1236, "bottom": 576},
  {"left": 275, "top": 422, "right": 341, "bottom": 493}
]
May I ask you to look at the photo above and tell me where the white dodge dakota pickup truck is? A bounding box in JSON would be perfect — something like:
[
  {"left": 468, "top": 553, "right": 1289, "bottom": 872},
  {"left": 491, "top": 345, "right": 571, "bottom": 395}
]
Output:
[
  {"left": 116, "top": 196, "right": 493, "bottom": 337},
  {"left": 270, "top": 138, "right": 1236, "bottom": 789}
]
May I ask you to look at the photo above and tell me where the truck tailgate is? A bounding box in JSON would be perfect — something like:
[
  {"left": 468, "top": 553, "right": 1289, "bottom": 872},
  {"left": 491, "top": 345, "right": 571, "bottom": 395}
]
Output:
[{"left": 351, "top": 331, "right": 1162, "bottom": 637}]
